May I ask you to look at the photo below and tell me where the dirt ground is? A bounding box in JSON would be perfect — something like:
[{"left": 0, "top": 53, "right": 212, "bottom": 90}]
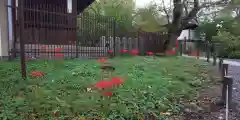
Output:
[{"left": 179, "top": 67, "right": 240, "bottom": 120}]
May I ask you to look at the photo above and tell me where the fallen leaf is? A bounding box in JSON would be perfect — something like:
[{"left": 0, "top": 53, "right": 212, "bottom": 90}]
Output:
[{"left": 160, "top": 112, "right": 171, "bottom": 116}]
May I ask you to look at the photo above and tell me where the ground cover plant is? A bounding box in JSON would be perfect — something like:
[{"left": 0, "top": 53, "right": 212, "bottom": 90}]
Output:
[{"left": 0, "top": 56, "right": 215, "bottom": 120}]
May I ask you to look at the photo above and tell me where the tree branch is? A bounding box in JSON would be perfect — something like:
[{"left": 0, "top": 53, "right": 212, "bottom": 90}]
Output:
[
  {"left": 183, "top": 0, "right": 189, "bottom": 16},
  {"left": 161, "top": 0, "right": 170, "bottom": 24},
  {"left": 188, "top": 0, "right": 229, "bottom": 18}
]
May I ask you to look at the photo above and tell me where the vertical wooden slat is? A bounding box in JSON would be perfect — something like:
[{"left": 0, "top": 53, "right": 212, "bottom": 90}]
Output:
[
  {"left": 11, "top": 0, "right": 17, "bottom": 59},
  {"left": 19, "top": 0, "right": 27, "bottom": 79}
]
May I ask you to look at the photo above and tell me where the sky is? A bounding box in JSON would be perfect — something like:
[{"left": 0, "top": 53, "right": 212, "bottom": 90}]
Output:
[
  {"left": 135, "top": 0, "right": 170, "bottom": 8},
  {"left": 135, "top": 0, "right": 152, "bottom": 7}
]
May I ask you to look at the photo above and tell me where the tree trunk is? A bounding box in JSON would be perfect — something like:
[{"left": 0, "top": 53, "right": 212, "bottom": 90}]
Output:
[{"left": 163, "top": 0, "right": 183, "bottom": 51}]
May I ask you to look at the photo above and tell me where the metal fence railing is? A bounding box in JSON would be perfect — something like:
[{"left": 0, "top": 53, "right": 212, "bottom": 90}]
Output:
[
  {"left": 218, "top": 59, "right": 233, "bottom": 120},
  {"left": 7, "top": 2, "right": 167, "bottom": 78},
  {"left": 8, "top": 3, "right": 167, "bottom": 60},
  {"left": 178, "top": 39, "right": 223, "bottom": 66}
]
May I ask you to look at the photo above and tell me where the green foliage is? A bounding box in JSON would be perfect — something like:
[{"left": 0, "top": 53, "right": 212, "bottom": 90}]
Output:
[
  {"left": 82, "top": 0, "right": 166, "bottom": 34},
  {"left": 198, "top": 13, "right": 240, "bottom": 58},
  {"left": 133, "top": 3, "right": 168, "bottom": 32},
  {"left": 0, "top": 57, "right": 214, "bottom": 119},
  {"left": 84, "top": 0, "right": 136, "bottom": 34},
  {"left": 213, "top": 31, "right": 240, "bottom": 58},
  {"left": 76, "top": 14, "right": 115, "bottom": 45}
]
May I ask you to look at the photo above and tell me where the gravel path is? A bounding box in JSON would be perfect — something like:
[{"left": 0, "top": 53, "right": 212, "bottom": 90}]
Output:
[
  {"left": 213, "top": 62, "right": 240, "bottom": 120},
  {"left": 218, "top": 61, "right": 240, "bottom": 120},
  {"left": 229, "top": 63, "right": 240, "bottom": 111},
  {"left": 182, "top": 55, "right": 240, "bottom": 119}
]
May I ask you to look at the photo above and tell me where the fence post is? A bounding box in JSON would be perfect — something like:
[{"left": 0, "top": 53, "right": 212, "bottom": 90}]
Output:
[
  {"left": 219, "top": 58, "right": 223, "bottom": 71},
  {"left": 128, "top": 37, "right": 132, "bottom": 51},
  {"left": 222, "top": 76, "right": 233, "bottom": 109},
  {"left": 206, "top": 42, "right": 210, "bottom": 62},
  {"left": 19, "top": 0, "right": 27, "bottom": 79},
  {"left": 184, "top": 37, "right": 187, "bottom": 54},
  {"left": 221, "top": 63, "right": 228, "bottom": 79},
  {"left": 115, "top": 38, "right": 120, "bottom": 56},
  {"left": 179, "top": 41, "right": 182, "bottom": 56},
  {"left": 76, "top": 35, "right": 79, "bottom": 58},
  {"left": 113, "top": 19, "right": 116, "bottom": 57},
  {"left": 213, "top": 52, "right": 217, "bottom": 65},
  {"left": 217, "top": 62, "right": 228, "bottom": 105},
  {"left": 137, "top": 31, "right": 144, "bottom": 56},
  {"left": 196, "top": 41, "right": 200, "bottom": 59}
]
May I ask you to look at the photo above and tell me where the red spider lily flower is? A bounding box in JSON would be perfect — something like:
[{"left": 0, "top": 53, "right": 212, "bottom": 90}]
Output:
[
  {"left": 147, "top": 52, "right": 153, "bottom": 55},
  {"left": 111, "top": 77, "right": 124, "bottom": 85},
  {"left": 55, "top": 47, "right": 63, "bottom": 52},
  {"left": 52, "top": 111, "right": 59, "bottom": 117},
  {"left": 196, "top": 51, "right": 200, "bottom": 57},
  {"left": 41, "top": 46, "right": 46, "bottom": 49},
  {"left": 167, "top": 49, "right": 176, "bottom": 55},
  {"left": 95, "top": 80, "right": 114, "bottom": 89},
  {"left": 108, "top": 50, "right": 113, "bottom": 53},
  {"left": 190, "top": 52, "right": 194, "bottom": 56},
  {"left": 175, "top": 40, "right": 179, "bottom": 48},
  {"left": 97, "top": 58, "right": 107, "bottom": 63},
  {"left": 131, "top": 49, "right": 139, "bottom": 56},
  {"left": 191, "top": 51, "right": 200, "bottom": 57},
  {"left": 103, "top": 91, "right": 113, "bottom": 96},
  {"left": 81, "top": 117, "right": 87, "bottom": 120},
  {"left": 31, "top": 71, "right": 44, "bottom": 77},
  {"left": 55, "top": 53, "right": 63, "bottom": 57},
  {"left": 120, "top": 49, "right": 128, "bottom": 53}
]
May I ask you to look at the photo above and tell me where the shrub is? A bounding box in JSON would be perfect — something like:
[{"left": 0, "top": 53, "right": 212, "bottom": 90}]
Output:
[{"left": 213, "top": 31, "right": 240, "bottom": 59}]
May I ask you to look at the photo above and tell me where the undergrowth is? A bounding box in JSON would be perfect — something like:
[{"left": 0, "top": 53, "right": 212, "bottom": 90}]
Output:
[{"left": 0, "top": 56, "right": 214, "bottom": 120}]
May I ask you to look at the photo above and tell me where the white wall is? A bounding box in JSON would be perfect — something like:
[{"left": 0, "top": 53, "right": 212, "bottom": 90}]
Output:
[{"left": 0, "top": 0, "right": 9, "bottom": 58}]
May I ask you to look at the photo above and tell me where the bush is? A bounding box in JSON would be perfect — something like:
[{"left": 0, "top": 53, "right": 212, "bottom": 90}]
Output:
[{"left": 213, "top": 31, "right": 240, "bottom": 59}]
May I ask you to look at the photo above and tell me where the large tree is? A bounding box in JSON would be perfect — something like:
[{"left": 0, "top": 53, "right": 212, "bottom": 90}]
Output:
[
  {"left": 133, "top": 3, "right": 168, "bottom": 32},
  {"left": 159, "top": 0, "right": 229, "bottom": 50},
  {"left": 82, "top": 0, "right": 232, "bottom": 51}
]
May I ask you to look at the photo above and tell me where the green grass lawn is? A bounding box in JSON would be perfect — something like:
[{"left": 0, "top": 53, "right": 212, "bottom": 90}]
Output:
[{"left": 0, "top": 56, "right": 215, "bottom": 120}]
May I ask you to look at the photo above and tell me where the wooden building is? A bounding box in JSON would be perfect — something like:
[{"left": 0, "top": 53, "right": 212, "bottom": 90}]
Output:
[{"left": 11, "top": 0, "right": 95, "bottom": 45}]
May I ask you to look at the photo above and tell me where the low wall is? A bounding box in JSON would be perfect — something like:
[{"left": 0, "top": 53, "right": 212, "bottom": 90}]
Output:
[{"left": 13, "top": 44, "right": 109, "bottom": 59}]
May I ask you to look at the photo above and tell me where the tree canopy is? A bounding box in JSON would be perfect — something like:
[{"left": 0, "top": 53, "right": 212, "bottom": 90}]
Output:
[{"left": 79, "top": 0, "right": 239, "bottom": 50}]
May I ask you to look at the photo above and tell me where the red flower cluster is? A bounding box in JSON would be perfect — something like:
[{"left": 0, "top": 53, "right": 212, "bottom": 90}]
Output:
[
  {"left": 190, "top": 51, "right": 200, "bottom": 57},
  {"left": 95, "top": 57, "right": 125, "bottom": 97},
  {"left": 167, "top": 49, "right": 176, "bottom": 55},
  {"left": 175, "top": 40, "right": 179, "bottom": 48},
  {"left": 31, "top": 71, "right": 44, "bottom": 77},
  {"left": 55, "top": 53, "right": 63, "bottom": 57},
  {"left": 147, "top": 52, "right": 153, "bottom": 56},
  {"left": 55, "top": 47, "right": 63, "bottom": 52},
  {"left": 131, "top": 49, "right": 139, "bottom": 56},
  {"left": 94, "top": 77, "right": 124, "bottom": 96},
  {"left": 103, "top": 91, "right": 113, "bottom": 96},
  {"left": 41, "top": 45, "right": 46, "bottom": 49},
  {"left": 107, "top": 50, "right": 114, "bottom": 58},
  {"left": 97, "top": 58, "right": 107, "bottom": 63},
  {"left": 95, "top": 77, "right": 124, "bottom": 89},
  {"left": 108, "top": 50, "right": 113, "bottom": 53},
  {"left": 111, "top": 77, "right": 124, "bottom": 85},
  {"left": 120, "top": 49, "right": 128, "bottom": 53},
  {"left": 95, "top": 80, "right": 114, "bottom": 89},
  {"left": 55, "top": 47, "right": 64, "bottom": 57}
]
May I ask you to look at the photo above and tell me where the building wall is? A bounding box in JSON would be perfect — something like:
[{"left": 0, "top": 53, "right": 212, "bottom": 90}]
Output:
[
  {"left": 13, "top": 0, "right": 77, "bottom": 45},
  {"left": 0, "top": 0, "right": 9, "bottom": 59}
]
